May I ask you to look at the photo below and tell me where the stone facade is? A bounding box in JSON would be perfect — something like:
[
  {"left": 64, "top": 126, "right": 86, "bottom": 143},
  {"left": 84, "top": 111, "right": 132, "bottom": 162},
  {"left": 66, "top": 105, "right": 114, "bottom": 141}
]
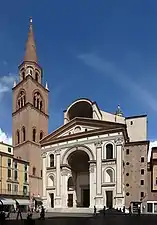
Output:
[{"left": 40, "top": 99, "right": 149, "bottom": 211}]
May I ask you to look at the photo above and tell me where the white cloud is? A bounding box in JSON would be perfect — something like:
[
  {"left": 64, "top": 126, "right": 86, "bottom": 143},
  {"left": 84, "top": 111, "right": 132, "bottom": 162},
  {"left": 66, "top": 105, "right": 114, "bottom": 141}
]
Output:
[
  {"left": 0, "top": 73, "right": 17, "bottom": 101},
  {"left": 148, "top": 140, "right": 157, "bottom": 162},
  {"left": 0, "top": 128, "right": 12, "bottom": 145},
  {"left": 78, "top": 53, "right": 157, "bottom": 112}
]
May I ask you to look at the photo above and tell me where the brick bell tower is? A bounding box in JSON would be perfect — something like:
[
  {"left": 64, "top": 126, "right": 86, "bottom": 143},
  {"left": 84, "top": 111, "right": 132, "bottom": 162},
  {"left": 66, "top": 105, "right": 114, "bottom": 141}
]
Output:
[{"left": 12, "top": 18, "right": 49, "bottom": 198}]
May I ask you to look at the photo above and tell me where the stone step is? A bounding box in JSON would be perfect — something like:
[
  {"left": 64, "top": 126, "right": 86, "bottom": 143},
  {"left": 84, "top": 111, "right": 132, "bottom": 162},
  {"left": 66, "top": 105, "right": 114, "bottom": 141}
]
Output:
[{"left": 47, "top": 207, "right": 95, "bottom": 214}]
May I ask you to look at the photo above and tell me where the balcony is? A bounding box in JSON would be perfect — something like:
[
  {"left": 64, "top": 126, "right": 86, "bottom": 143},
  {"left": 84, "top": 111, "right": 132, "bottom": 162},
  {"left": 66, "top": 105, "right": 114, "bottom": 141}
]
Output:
[{"left": 0, "top": 189, "right": 30, "bottom": 197}]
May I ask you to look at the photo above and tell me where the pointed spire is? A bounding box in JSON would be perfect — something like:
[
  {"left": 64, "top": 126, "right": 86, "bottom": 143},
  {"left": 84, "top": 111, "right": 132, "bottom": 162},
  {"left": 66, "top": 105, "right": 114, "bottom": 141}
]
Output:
[
  {"left": 13, "top": 80, "right": 16, "bottom": 88},
  {"left": 24, "top": 18, "right": 38, "bottom": 63},
  {"left": 45, "top": 82, "right": 49, "bottom": 90}
]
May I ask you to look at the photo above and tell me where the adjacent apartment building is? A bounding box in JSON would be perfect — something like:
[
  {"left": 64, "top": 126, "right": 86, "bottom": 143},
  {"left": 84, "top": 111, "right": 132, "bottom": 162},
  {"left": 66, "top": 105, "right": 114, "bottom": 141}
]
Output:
[{"left": 0, "top": 142, "right": 30, "bottom": 210}]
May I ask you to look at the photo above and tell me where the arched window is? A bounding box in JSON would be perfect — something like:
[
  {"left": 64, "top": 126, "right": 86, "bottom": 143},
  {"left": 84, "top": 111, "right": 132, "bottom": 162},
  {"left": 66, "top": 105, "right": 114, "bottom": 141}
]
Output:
[
  {"left": 105, "top": 169, "right": 114, "bottom": 183},
  {"left": 32, "top": 128, "right": 36, "bottom": 142},
  {"left": 16, "top": 130, "right": 20, "bottom": 144},
  {"left": 50, "top": 154, "right": 54, "bottom": 167},
  {"left": 17, "top": 91, "right": 26, "bottom": 109},
  {"left": 67, "top": 177, "right": 74, "bottom": 191},
  {"left": 33, "top": 91, "right": 43, "bottom": 111},
  {"left": 22, "top": 127, "right": 26, "bottom": 142},
  {"left": 106, "top": 144, "right": 113, "bottom": 159},
  {"left": 35, "top": 72, "right": 39, "bottom": 82},
  {"left": 48, "top": 175, "right": 54, "bottom": 187},
  {"left": 40, "top": 131, "right": 43, "bottom": 140},
  {"left": 22, "top": 72, "right": 25, "bottom": 80}
]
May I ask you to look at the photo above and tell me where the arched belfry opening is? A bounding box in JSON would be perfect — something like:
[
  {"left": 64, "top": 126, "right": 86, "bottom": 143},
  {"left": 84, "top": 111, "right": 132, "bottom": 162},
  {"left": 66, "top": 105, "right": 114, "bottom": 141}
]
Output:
[
  {"left": 67, "top": 99, "right": 93, "bottom": 121},
  {"left": 67, "top": 150, "right": 90, "bottom": 208}
]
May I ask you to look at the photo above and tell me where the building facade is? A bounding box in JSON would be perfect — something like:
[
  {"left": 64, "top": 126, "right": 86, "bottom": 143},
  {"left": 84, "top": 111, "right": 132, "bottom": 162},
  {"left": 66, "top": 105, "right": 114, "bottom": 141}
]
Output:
[
  {"left": 12, "top": 18, "right": 49, "bottom": 199},
  {"left": 0, "top": 142, "right": 29, "bottom": 208},
  {"left": 40, "top": 99, "right": 149, "bottom": 211}
]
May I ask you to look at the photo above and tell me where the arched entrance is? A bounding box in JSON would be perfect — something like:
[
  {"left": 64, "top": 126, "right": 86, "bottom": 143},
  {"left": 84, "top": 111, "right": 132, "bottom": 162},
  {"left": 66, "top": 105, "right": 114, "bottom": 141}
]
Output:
[{"left": 67, "top": 150, "right": 90, "bottom": 208}]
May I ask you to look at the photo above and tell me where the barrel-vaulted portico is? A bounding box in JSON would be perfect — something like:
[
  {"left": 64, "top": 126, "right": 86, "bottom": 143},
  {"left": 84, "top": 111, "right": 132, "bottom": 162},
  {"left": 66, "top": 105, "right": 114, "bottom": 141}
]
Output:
[{"left": 59, "top": 144, "right": 95, "bottom": 208}]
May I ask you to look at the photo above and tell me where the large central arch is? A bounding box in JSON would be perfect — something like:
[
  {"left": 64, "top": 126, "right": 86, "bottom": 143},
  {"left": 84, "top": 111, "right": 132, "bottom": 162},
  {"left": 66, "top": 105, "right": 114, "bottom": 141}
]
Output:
[{"left": 62, "top": 145, "right": 94, "bottom": 208}]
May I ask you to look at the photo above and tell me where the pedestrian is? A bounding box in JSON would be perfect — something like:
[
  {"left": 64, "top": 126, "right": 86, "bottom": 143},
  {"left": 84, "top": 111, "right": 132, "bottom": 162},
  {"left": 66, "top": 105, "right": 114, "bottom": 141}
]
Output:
[
  {"left": 94, "top": 206, "right": 96, "bottom": 216},
  {"left": 40, "top": 206, "right": 45, "bottom": 220},
  {"left": 138, "top": 205, "right": 141, "bottom": 216},
  {"left": 103, "top": 206, "right": 106, "bottom": 216},
  {"left": 123, "top": 206, "right": 125, "bottom": 214}
]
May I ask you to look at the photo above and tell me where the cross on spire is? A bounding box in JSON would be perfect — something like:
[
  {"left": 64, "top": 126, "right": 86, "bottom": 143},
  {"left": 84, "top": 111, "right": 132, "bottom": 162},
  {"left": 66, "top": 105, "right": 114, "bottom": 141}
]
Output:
[{"left": 24, "top": 17, "right": 38, "bottom": 63}]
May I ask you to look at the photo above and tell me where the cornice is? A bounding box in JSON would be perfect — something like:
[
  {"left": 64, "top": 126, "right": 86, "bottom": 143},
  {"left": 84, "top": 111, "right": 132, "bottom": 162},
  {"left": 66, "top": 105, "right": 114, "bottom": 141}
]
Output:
[
  {"left": 12, "top": 102, "right": 49, "bottom": 118},
  {"left": 12, "top": 74, "right": 49, "bottom": 93}
]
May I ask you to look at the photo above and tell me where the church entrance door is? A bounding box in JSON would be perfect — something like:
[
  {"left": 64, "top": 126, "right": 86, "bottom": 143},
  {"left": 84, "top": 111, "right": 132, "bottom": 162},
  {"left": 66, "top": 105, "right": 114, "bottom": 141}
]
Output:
[
  {"left": 82, "top": 189, "right": 90, "bottom": 207},
  {"left": 50, "top": 193, "right": 54, "bottom": 208},
  {"left": 106, "top": 191, "right": 113, "bottom": 209}
]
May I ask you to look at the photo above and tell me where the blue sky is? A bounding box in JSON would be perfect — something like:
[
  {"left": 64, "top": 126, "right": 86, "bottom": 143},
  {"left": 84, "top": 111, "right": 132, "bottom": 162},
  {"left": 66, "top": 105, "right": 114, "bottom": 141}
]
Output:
[{"left": 0, "top": 0, "right": 157, "bottom": 142}]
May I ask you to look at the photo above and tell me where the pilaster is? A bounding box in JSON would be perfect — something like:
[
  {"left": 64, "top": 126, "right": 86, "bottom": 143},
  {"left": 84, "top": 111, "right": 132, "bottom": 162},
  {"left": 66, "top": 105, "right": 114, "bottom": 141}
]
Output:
[
  {"left": 55, "top": 148, "right": 61, "bottom": 208},
  {"left": 115, "top": 137, "right": 124, "bottom": 208},
  {"left": 94, "top": 140, "right": 103, "bottom": 208}
]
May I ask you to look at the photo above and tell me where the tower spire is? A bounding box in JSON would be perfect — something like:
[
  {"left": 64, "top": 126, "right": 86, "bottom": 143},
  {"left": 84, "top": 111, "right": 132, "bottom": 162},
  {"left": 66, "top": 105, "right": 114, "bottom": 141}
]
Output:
[{"left": 24, "top": 18, "right": 38, "bottom": 63}]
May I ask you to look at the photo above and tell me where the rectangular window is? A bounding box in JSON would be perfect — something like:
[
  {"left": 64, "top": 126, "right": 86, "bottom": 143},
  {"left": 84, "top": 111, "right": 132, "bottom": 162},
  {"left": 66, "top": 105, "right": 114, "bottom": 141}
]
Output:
[
  {"left": 41, "top": 170, "right": 42, "bottom": 177},
  {"left": 8, "top": 169, "right": 11, "bottom": 179},
  {"left": 24, "top": 164, "right": 27, "bottom": 171},
  {"left": 141, "top": 169, "right": 144, "bottom": 175},
  {"left": 154, "top": 203, "right": 157, "bottom": 213},
  {"left": 126, "top": 149, "right": 129, "bottom": 155},
  {"left": 8, "top": 147, "right": 11, "bottom": 153},
  {"left": 14, "top": 161, "right": 17, "bottom": 169},
  {"left": 147, "top": 203, "right": 153, "bottom": 213},
  {"left": 8, "top": 158, "right": 11, "bottom": 167},
  {"left": 14, "top": 184, "right": 18, "bottom": 193},
  {"left": 24, "top": 173, "right": 27, "bottom": 182},
  {"left": 23, "top": 186, "right": 27, "bottom": 195},
  {"left": 156, "top": 177, "right": 157, "bottom": 185},
  {"left": 14, "top": 170, "right": 18, "bottom": 180},
  {"left": 141, "top": 180, "right": 144, "bottom": 185},
  {"left": 32, "top": 167, "right": 36, "bottom": 176},
  {"left": 141, "top": 192, "right": 144, "bottom": 198},
  {"left": 141, "top": 157, "right": 144, "bottom": 163},
  {"left": 7, "top": 183, "right": 11, "bottom": 192}
]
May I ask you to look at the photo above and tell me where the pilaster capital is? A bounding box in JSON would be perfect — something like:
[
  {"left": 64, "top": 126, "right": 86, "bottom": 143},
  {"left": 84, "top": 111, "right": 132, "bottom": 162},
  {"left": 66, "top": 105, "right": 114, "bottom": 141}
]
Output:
[
  {"left": 41, "top": 152, "right": 47, "bottom": 158},
  {"left": 89, "top": 164, "right": 95, "bottom": 173},
  {"left": 55, "top": 148, "right": 61, "bottom": 155},
  {"left": 115, "top": 137, "right": 124, "bottom": 146},
  {"left": 94, "top": 140, "right": 102, "bottom": 148}
]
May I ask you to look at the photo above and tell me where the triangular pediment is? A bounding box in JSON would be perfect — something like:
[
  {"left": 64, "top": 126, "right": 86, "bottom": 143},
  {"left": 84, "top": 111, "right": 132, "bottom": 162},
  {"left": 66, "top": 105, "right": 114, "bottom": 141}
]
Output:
[{"left": 40, "top": 117, "right": 126, "bottom": 146}]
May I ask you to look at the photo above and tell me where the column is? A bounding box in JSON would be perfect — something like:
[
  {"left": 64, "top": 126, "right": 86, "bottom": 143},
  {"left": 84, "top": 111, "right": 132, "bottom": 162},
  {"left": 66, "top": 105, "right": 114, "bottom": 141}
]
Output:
[
  {"left": 55, "top": 149, "right": 61, "bottom": 208},
  {"left": 94, "top": 140, "right": 103, "bottom": 208},
  {"left": 115, "top": 137, "right": 124, "bottom": 208},
  {"left": 41, "top": 152, "right": 47, "bottom": 207}
]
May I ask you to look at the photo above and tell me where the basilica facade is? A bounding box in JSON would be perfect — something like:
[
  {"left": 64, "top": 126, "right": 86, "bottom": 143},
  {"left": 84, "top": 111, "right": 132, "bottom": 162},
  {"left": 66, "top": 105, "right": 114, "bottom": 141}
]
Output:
[{"left": 40, "top": 99, "right": 148, "bottom": 211}]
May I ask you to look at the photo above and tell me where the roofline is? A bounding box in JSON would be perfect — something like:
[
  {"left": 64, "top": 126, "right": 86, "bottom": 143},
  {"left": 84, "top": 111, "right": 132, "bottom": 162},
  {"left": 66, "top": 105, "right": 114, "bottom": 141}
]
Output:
[
  {"left": 40, "top": 116, "right": 128, "bottom": 144},
  {"left": 125, "top": 114, "right": 147, "bottom": 120},
  {"left": 0, "top": 142, "right": 12, "bottom": 148},
  {"left": 41, "top": 127, "right": 128, "bottom": 147}
]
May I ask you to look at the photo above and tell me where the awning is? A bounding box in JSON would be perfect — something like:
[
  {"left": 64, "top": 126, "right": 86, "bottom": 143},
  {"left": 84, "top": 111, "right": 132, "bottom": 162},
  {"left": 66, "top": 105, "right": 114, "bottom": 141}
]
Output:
[
  {"left": 0, "top": 198, "right": 15, "bottom": 205},
  {"left": 16, "top": 199, "right": 30, "bottom": 206},
  {"left": 34, "top": 197, "right": 42, "bottom": 202}
]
